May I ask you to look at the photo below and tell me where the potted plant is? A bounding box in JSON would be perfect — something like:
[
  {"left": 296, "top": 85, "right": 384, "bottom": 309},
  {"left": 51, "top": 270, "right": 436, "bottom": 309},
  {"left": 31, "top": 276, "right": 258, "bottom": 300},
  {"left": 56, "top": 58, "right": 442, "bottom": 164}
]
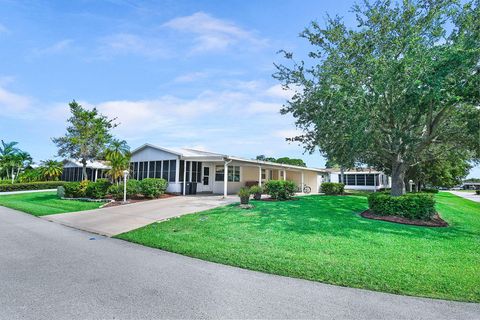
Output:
[
  {"left": 238, "top": 187, "right": 251, "bottom": 205},
  {"left": 249, "top": 185, "right": 263, "bottom": 200}
]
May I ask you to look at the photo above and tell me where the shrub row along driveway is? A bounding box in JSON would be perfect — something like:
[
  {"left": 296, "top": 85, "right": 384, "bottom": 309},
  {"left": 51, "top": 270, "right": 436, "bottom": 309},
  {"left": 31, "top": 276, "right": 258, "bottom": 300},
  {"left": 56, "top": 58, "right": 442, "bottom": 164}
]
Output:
[
  {"left": 42, "top": 195, "right": 238, "bottom": 236},
  {"left": 1, "top": 205, "right": 479, "bottom": 319}
]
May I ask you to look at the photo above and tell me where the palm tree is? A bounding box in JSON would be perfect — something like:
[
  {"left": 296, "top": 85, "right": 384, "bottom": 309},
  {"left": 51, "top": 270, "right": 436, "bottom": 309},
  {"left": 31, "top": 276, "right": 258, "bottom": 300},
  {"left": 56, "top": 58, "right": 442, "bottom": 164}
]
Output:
[
  {"left": 40, "top": 160, "right": 63, "bottom": 181},
  {"left": 0, "top": 140, "right": 20, "bottom": 180},
  {"left": 104, "top": 139, "right": 130, "bottom": 160}
]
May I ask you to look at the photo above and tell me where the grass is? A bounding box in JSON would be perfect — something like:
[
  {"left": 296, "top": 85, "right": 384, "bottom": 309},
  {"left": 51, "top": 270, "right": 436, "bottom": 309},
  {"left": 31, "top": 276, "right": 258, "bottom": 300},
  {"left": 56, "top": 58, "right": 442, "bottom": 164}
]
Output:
[
  {"left": 0, "top": 191, "right": 103, "bottom": 216},
  {"left": 116, "top": 192, "right": 480, "bottom": 302}
]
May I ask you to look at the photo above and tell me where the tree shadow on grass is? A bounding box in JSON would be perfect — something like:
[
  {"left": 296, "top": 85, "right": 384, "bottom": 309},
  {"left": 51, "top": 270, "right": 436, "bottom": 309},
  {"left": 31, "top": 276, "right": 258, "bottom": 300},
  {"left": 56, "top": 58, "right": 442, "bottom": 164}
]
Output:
[{"left": 249, "top": 196, "right": 476, "bottom": 241}]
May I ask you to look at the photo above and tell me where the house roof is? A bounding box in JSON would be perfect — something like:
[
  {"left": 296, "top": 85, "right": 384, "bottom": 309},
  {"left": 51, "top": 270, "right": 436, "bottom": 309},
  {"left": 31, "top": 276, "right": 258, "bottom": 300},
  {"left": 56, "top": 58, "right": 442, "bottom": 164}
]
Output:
[
  {"left": 131, "top": 143, "right": 327, "bottom": 173},
  {"left": 63, "top": 159, "right": 111, "bottom": 170}
]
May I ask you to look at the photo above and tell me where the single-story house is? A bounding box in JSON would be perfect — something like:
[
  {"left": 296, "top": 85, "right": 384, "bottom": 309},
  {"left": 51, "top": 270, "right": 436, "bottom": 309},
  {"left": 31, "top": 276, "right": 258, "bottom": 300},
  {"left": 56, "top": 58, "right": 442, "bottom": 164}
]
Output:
[
  {"left": 462, "top": 182, "right": 480, "bottom": 190},
  {"left": 61, "top": 159, "right": 110, "bottom": 182},
  {"left": 129, "top": 144, "right": 328, "bottom": 196},
  {"left": 326, "top": 168, "right": 391, "bottom": 191}
]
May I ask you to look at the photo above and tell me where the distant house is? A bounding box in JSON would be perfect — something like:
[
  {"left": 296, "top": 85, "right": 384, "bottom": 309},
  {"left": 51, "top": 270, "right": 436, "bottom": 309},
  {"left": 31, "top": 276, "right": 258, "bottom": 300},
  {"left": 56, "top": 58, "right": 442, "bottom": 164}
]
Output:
[
  {"left": 326, "top": 168, "right": 391, "bottom": 191},
  {"left": 462, "top": 182, "right": 480, "bottom": 190},
  {"left": 61, "top": 159, "right": 110, "bottom": 182},
  {"left": 129, "top": 144, "right": 327, "bottom": 196}
]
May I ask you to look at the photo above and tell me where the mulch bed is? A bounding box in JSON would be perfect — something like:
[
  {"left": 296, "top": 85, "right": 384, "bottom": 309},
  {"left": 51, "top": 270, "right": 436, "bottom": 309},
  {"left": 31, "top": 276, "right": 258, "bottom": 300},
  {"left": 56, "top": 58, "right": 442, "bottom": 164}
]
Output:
[
  {"left": 360, "top": 210, "right": 448, "bottom": 227},
  {"left": 103, "top": 193, "right": 177, "bottom": 208}
]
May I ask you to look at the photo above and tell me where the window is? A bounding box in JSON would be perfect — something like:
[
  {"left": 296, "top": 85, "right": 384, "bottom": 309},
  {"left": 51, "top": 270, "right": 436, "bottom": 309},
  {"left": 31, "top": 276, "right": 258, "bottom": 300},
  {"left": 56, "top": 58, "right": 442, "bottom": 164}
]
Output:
[
  {"left": 366, "top": 174, "right": 375, "bottom": 186},
  {"left": 149, "top": 161, "right": 155, "bottom": 178},
  {"left": 169, "top": 160, "right": 176, "bottom": 182},
  {"left": 155, "top": 161, "right": 162, "bottom": 178},
  {"left": 162, "top": 160, "right": 169, "bottom": 180},
  {"left": 215, "top": 165, "right": 224, "bottom": 181},
  {"left": 347, "top": 174, "right": 355, "bottom": 185},
  {"left": 269, "top": 170, "right": 273, "bottom": 180},
  {"left": 356, "top": 174, "right": 366, "bottom": 186}
]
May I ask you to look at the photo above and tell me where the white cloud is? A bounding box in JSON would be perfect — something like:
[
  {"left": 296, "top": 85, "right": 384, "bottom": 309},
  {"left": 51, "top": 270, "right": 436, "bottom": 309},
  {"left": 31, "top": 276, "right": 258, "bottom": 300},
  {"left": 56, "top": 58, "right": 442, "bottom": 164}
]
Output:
[
  {"left": 247, "top": 101, "right": 281, "bottom": 114},
  {"left": 266, "top": 84, "right": 295, "bottom": 100},
  {"left": 273, "top": 129, "right": 303, "bottom": 139},
  {"left": 98, "top": 33, "right": 167, "bottom": 58},
  {"left": 174, "top": 71, "right": 209, "bottom": 83},
  {"left": 0, "top": 23, "right": 8, "bottom": 34},
  {"left": 34, "top": 39, "right": 73, "bottom": 55},
  {"left": 163, "top": 12, "right": 266, "bottom": 53},
  {"left": 0, "top": 86, "right": 32, "bottom": 114}
]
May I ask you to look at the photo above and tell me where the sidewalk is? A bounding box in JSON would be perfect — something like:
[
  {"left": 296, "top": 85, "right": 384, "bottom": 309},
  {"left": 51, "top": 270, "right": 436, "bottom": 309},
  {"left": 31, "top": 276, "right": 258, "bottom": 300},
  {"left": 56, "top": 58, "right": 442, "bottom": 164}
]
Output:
[
  {"left": 0, "top": 189, "right": 57, "bottom": 196},
  {"left": 447, "top": 190, "right": 480, "bottom": 203}
]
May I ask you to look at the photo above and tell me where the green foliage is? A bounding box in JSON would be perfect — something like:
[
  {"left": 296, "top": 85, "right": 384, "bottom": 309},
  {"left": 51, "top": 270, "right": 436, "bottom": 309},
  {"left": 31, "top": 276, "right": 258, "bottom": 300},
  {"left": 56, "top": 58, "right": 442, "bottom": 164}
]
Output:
[
  {"left": 105, "top": 139, "right": 131, "bottom": 182},
  {"left": 0, "top": 140, "right": 32, "bottom": 182},
  {"left": 52, "top": 101, "right": 117, "bottom": 180},
  {"left": 420, "top": 188, "right": 439, "bottom": 194},
  {"left": 63, "top": 182, "right": 85, "bottom": 198},
  {"left": 0, "top": 181, "right": 65, "bottom": 192},
  {"left": 321, "top": 182, "right": 345, "bottom": 195},
  {"left": 139, "top": 178, "right": 168, "bottom": 199},
  {"left": 368, "top": 193, "right": 436, "bottom": 220},
  {"left": 264, "top": 180, "right": 296, "bottom": 200},
  {"left": 39, "top": 160, "right": 63, "bottom": 181},
  {"left": 274, "top": 0, "right": 480, "bottom": 196},
  {"left": 107, "top": 179, "right": 142, "bottom": 200},
  {"left": 86, "top": 178, "right": 112, "bottom": 199},
  {"left": 18, "top": 168, "right": 43, "bottom": 183},
  {"left": 249, "top": 185, "right": 263, "bottom": 194},
  {"left": 255, "top": 155, "right": 306, "bottom": 167},
  {"left": 238, "top": 187, "right": 251, "bottom": 198}
]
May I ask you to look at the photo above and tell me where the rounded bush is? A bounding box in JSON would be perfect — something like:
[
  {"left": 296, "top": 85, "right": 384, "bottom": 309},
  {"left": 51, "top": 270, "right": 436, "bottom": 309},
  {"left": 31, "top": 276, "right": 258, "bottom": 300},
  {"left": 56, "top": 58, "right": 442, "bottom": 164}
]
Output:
[
  {"left": 264, "top": 180, "right": 296, "bottom": 200},
  {"left": 64, "top": 182, "right": 85, "bottom": 198},
  {"left": 368, "top": 192, "right": 436, "bottom": 220},
  {"left": 321, "top": 182, "right": 345, "bottom": 195},
  {"left": 86, "top": 179, "right": 112, "bottom": 199},
  {"left": 107, "top": 179, "right": 142, "bottom": 200},
  {"left": 140, "top": 178, "right": 168, "bottom": 198}
]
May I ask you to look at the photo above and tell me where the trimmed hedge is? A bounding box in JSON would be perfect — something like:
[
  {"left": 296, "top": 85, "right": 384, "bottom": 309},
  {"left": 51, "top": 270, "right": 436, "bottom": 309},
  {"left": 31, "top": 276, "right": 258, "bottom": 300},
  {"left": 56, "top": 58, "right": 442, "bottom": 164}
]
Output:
[
  {"left": 264, "top": 180, "right": 296, "bottom": 200},
  {"left": 139, "top": 178, "right": 168, "bottom": 198},
  {"left": 64, "top": 181, "right": 89, "bottom": 198},
  {"left": 321, "top": 182, "right": 345, "bottom": 195},
  {"left": 420, "top": 188, "right": 439, "bottom": 194},
  {"left": 368, "top": 192, "right": 436, "bottom": 220},
  {"left": 107, "top": 179, "right": 142, "bottom": 200},
  {"left": 86, "top": 179, "right": 112, "bottom": 199},
  {"left": 0, "top": 181, "right": 66, "bottom": 192}
]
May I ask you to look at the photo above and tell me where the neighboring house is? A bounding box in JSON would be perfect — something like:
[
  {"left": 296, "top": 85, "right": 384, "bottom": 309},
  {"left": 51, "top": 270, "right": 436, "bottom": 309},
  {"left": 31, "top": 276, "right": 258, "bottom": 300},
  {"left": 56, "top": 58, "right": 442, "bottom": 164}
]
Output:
[
  {"left": 327, "top": 168, "right": 391, "bottom": 191},
  {"left": 129, "top": 144, "right": 327, "bottom": 196},
  {"left": 462, "top": 182, "right": 480, "bottom": 190},
  {"left": 61, "top": 159, "right": 110, "bottom": 182}
]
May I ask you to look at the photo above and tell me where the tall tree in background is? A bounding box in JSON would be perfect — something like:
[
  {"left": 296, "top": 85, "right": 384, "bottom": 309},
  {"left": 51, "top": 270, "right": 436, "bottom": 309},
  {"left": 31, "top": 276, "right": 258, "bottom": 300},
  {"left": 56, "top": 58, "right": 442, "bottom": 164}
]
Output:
[
  {"left": 52, "top": 101, "right": 117, "bottom": 180},
  {"left": 275, "top": 0, "right": 480, "bottom": 196}
]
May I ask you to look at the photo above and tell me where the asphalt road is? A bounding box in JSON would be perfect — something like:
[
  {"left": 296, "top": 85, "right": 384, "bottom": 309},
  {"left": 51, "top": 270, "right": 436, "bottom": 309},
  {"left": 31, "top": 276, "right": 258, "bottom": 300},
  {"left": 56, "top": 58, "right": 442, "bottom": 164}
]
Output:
[{"left": 1, "top": 206, "right": 479, "bottom": 320}]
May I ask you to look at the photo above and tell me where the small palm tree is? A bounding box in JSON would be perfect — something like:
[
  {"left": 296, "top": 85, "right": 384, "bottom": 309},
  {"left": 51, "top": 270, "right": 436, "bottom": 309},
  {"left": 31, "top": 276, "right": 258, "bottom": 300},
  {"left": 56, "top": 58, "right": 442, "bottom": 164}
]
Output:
[
  {"left": 104, "top": 139, "right": 130, "bottom": 184},
  {"left": 104, "top": 139, "right": 130, "bottom": 160},
  {"left": 40, "top": 160, "right": 63, "bottom": 181}
]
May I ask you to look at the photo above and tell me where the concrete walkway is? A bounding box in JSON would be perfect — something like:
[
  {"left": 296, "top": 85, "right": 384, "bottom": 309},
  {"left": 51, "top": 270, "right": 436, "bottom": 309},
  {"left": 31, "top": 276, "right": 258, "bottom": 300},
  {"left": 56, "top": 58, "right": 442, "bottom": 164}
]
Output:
[
  {"left": 1, "top": 206, "right": 479, "bottom": 319},
  {"left": 42, "top": 195, "right": 238, "bottom": 236},
  {"left": 0, "top": 189, "right": 57, "bottom": 195},
  {"left": 447, "top": 190, "right": 480, "bottom": 203}
]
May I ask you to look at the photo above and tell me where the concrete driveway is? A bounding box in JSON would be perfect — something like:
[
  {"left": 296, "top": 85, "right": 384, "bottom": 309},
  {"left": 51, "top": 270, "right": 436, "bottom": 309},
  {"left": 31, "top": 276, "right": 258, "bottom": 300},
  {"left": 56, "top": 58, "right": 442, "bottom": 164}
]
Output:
[
  {"left": 448, "top": 190, "right": 480, "bottom": 203},
  {"left": 42, "top": 195, "right": 237, "bottom": 236},
  {"left": 1, "top": 206, "right": 479, "bottom": 319}
]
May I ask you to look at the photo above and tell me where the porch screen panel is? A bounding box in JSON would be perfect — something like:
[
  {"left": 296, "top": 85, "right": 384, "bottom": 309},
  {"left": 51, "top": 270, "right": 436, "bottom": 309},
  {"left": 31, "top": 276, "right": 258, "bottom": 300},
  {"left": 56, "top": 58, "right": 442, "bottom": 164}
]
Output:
[
  {"left": 162, "top": 160, "right": 169, "bottom": 180},
  {"left": 169, "top": 160, "right": 176, "bottom": 182},
  {"left": 347, "top": 174, "right": 355, "bottom": 185},
  {"left": 196, "top": 162, "right": 202, "bottom": 182},
  {"left": 155, "top": 161, "right": 162, "bottom": 178},
  {"left": 366, "top": 174, "right": 375, "bottom": 186},
  {"left": 356, "top": 174, "right": 366, "bottom": 185},
  {"left": 149, "top": 161, "right": 155, "bottom": 178},
  {"left": 179, "top": 161, "right": 185, "bottom": 181}
]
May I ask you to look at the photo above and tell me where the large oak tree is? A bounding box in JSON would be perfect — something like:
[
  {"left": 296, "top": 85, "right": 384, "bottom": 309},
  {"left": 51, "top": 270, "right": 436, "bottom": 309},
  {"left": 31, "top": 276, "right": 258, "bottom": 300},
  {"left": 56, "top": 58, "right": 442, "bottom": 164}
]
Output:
[{"left": 274, "top": 0, "right": 480, "bottom": 196}]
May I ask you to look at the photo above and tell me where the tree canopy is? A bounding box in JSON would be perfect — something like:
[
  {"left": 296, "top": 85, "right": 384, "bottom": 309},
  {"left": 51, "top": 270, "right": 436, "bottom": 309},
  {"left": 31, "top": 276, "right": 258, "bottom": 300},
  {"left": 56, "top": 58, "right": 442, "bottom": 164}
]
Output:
[
  {"left": 52, "top": 101, "right": 117, "bottom": 180},
  {"left": 274, "top": 0, "right": 480, "bottom": 196},
  {"left": 255, "top": 155, "right": 307, "bottom": 167}
]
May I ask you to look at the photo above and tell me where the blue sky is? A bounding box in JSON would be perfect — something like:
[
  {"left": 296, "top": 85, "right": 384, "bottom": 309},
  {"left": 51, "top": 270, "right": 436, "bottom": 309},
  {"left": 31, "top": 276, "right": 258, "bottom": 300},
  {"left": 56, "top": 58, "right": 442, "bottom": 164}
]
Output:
[{"left": 0, "top": 0, "right": 478, "bottom": 177}]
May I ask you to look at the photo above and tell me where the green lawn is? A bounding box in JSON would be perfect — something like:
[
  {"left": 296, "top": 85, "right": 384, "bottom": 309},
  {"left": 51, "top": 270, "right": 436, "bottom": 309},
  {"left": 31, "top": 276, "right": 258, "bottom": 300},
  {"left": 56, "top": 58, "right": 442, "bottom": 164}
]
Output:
[
  {"left": 116, "top": 192, "right": 480, "bottom": 302},
  {"left": 0, "top": 192, "right": 103, "bottom": 216}
]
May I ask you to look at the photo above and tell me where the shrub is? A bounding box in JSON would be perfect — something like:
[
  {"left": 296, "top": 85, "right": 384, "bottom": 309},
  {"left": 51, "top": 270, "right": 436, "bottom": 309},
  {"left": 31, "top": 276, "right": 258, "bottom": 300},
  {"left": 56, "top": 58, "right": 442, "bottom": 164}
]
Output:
[
  {"left": 140, "top": 178, "right": 168, "bottom": 198},
  {"left": 64, "top": 182, "right": 85, "bottom": 198},
  {"left": 368, "top": 192, "right": 436, "bottom": 220},
  {"left": 238, "top": 187, "right": 251, "bottom": 204},
  {"left": 0, "top": 181, "right": 66, "bottom": 192},
  {"left": 249, "top": 185, "right": 263, "bottom": 200},
  {"left": 476, "top": 190, "right": 480, "bottom": 195},
  {"left": 245, "top": 181, "right": 259, "bottom": 188},
  {"left": 264, "top": 180, "right": 296, "bottom": 200},
  {"left": 321, "top": 182, "right": 345, "bottom": 195},
  {"left": 86, "top": 179, "right": 112, "bottom": 199},
  {"left": 107, "top": 179, "right": 142, "bottom": 200}
]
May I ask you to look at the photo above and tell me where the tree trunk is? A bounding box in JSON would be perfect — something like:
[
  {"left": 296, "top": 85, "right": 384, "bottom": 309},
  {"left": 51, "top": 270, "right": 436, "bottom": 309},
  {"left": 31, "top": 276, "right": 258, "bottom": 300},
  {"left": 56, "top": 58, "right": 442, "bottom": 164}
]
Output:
[
  {"left": 391, "top": 159, "right": 406, "bottom": 196},
  {"left": 11, "top": 167, "right": 15, "bottom": 184},
  {"left": 340, "top": 166, "right": 345, "bottom": 195},
  {"left": 81, "top": 159, "right": 88, "bottom": 181}
]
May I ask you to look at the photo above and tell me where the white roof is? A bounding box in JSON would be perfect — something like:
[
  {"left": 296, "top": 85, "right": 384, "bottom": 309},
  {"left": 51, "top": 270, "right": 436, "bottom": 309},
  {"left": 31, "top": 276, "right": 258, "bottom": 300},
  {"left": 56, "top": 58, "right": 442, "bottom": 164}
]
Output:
[
  {"left": 64, "top": 159, "right": 111, "bottom": 170},
  {"left": 131, "top": 143, "right": 326, "bottom": 172}
]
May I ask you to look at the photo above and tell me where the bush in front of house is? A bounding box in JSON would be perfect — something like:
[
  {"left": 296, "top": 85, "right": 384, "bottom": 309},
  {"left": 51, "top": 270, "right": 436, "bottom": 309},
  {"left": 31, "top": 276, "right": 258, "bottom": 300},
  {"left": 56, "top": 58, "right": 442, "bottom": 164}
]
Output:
[
  {"left": 321, "top": 182, "right": 345, "bottom": 195},
  {"left": 249, "top": 185, "right": 263, "bottom": 200},
  {"left": 0, "top": 181, "right": 66, "bottom": 192},
  {"left": 238, "top": 187, "right": 251, "bottom": 204},
  {"left": 368, "top": 192, "right": 436, "bottom": 220},
  {"left": 139, "top": 178, "right": 168, "bottom": 198},
  {"left": 264, "top": 180, "right": 297, "bottom": 200},
  {"left": 86, "top": 179, "right": 112, "bottom": 199},
  {"left": 107, "top": 179, "right": 142, "bottom": 200},
  {"left": 64, "top": 181, "right": 85, "bottom": 198},
  {"left": 419, "top": 188, "right": 439, "bottom": 194}
]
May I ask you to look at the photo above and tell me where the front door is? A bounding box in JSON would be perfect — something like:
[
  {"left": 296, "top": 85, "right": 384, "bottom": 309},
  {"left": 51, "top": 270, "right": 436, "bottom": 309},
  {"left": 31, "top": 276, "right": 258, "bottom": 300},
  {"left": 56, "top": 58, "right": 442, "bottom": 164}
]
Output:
[{"left": 201, "top": 165, "right": 213, "bottom": 192}]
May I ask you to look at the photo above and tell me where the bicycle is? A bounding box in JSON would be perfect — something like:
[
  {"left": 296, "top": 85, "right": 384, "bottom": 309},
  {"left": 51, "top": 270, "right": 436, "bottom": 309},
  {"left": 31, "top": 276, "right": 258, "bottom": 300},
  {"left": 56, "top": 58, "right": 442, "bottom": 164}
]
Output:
[{"left": 297, "top": 184, "right": 312, "bottom": 194}]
